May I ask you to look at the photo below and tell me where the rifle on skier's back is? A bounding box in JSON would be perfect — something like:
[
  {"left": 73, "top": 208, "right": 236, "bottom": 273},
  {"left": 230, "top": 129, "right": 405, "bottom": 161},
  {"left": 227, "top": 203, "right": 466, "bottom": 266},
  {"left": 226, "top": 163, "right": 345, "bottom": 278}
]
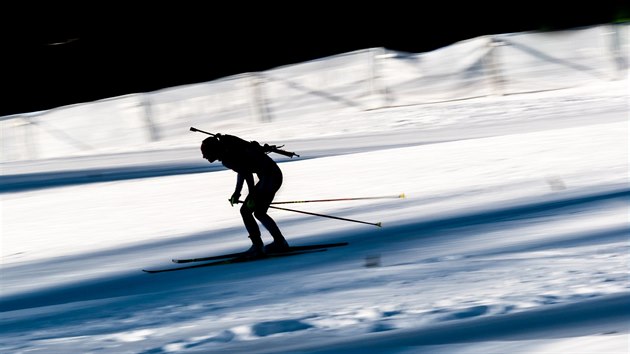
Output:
[{"left": 190, "top": 126, "right": 300, "bottom": 158}]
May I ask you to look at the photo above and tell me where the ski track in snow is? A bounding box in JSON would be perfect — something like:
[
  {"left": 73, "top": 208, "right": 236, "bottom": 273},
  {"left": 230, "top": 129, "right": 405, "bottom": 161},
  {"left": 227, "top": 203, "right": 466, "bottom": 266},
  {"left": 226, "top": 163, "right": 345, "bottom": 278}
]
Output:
[{"left": 1, "top": 85, "right": 629, "bottom": 353}]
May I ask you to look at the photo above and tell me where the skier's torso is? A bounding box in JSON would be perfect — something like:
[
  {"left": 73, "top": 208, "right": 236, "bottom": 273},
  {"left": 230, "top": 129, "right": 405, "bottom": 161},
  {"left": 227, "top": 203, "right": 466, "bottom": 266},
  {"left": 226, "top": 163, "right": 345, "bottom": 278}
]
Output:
[{"left": 220, "top": 135, "right": 282, "bottom": 178}]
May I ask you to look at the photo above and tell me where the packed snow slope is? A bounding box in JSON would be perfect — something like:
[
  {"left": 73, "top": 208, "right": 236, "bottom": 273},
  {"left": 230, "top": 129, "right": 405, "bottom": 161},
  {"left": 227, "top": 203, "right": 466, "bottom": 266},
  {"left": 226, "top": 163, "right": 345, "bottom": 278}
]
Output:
[{"left": 1, "top": 84, "right": 629, "bottom": 353}]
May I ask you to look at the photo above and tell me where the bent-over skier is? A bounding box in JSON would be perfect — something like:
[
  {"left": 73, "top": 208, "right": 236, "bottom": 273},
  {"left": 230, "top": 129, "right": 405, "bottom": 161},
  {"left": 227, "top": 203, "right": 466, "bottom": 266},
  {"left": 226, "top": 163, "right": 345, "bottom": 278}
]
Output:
[{"left": 200, "top": 134, "right": 289, "bottom": 257}]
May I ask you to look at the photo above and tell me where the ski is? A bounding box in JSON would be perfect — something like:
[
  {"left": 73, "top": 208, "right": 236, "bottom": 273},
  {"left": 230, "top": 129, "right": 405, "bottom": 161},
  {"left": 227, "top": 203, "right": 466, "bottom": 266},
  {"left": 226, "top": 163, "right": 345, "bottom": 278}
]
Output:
[
  {"left": 143, "top": 249, "right": 327, "bottom": 274},
  {"left": 172, "top": 242, "right": 348, "bottom": 263}
]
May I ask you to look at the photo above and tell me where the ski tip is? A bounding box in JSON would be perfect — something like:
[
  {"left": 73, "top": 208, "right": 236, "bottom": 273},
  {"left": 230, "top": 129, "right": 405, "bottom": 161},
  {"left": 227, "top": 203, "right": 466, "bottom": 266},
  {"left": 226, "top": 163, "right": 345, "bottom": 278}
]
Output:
[{"left": 399, "top": 193, "right": 406, "bottom": 199}]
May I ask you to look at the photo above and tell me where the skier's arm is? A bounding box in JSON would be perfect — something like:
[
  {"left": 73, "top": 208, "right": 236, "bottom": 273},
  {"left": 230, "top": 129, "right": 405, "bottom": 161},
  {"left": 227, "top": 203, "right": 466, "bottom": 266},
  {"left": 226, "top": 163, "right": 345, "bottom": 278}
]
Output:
[
  {"left": 234, "top": 173, "right": 245, "bottom": 196},
  {"left": 230, "top": 172, "right": 255, "bottom": 206},
  {"left": 230, "top": 174, "right": 245, "bottom": 206},
  {"left": 243, "top": 173, "right": 255, "bottom": 195},
  {"left": 233, "top": 172, "right": 255, "bottom": 194}
]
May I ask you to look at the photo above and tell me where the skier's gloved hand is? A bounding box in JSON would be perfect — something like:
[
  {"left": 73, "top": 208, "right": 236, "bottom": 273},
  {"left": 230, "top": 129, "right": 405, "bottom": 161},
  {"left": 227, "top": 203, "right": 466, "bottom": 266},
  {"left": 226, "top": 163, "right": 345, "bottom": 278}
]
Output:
[
  {"left": 229, "top": 193, "right": 240, "bottom": 206},
  {"left": 246, "top": 198, "right": 256, "bottom": 209}
]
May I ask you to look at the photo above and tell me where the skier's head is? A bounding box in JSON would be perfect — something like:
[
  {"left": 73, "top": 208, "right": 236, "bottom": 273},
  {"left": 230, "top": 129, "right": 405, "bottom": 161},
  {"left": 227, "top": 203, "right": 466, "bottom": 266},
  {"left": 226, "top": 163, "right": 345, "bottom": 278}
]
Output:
[{"left": 200, "top": 137, "right": 222, "bottom": 162}]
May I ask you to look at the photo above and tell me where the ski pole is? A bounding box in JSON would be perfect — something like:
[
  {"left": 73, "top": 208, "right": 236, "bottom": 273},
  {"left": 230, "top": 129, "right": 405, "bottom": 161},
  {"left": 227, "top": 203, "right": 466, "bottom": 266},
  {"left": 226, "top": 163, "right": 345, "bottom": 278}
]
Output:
[
  {"left": 235, "top": 200, "right": 381, "bottom": 227},
  {"left": 269, "top": 205, "right": 382, "bottom": 228},
  {"left": 271, "top": 193, "right": 405, "bottom": 205}
]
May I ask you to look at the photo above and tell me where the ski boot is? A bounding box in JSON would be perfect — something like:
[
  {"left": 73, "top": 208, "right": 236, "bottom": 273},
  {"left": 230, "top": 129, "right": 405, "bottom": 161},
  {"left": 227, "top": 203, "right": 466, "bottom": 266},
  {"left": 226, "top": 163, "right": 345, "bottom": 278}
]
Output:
[
  {"left": 244, "top": 236, "right": 266, "bottom": 259},
  {"left": 264, "top": 238, "right": 290, "bottom": 254}
]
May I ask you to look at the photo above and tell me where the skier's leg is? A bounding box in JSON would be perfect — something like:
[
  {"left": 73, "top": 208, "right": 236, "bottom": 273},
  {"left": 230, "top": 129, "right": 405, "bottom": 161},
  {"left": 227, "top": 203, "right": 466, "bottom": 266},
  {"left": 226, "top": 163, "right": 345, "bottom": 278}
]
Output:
[
  {"left": 241, "top": 198, "right": 263, "bottom": 247},
  {"left": 254, "top": 210, "right": 284, "bottom": 240},
  {"left": 254, "top": 176, "right": 288, "bottom": 252},
  {"left": 255, "top": 209, "right": 288, "bottom": 252},
  {"left": 253, "top": 188, "right": 283, "bottom": 240}
]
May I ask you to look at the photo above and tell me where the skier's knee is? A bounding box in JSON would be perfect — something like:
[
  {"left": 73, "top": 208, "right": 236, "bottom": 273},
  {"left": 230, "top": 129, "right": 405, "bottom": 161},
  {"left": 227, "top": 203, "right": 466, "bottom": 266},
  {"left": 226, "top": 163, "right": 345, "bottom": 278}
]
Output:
[
  {"left": 240, "top": 204, "right": 253, "bottom": 217},
  {"left": 253, "top": 210, "right": 268, "bottom": 221}
]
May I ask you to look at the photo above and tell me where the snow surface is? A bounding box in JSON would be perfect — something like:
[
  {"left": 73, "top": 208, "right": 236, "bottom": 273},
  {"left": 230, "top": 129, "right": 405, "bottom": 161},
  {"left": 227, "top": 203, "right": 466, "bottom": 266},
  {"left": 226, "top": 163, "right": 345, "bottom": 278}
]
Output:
[{"left": 1, "top": 81, "right": 629, "bottom": 353}]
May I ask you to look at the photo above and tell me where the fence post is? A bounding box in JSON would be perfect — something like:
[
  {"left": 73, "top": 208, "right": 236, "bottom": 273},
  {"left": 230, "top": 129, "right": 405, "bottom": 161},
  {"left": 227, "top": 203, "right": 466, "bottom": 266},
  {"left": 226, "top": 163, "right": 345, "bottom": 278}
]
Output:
[
  {"left": 23, "top": 117, "right": 37, "bottom": 160},
  {"left": 142, "top": 94, "right": 160, "bottom": 141},
  {"left": 609, "top": 23, "right": 628, "bottom": 80},
  {"left": 7, "top": 116, "right": 36, "bottom": 160},
  {"left": 251, "top": 73, "right": 272, "bottom": 122},
  {"left": 369, "top": 47, "right": 392, "bottom": 109},
  {"left": 485, "top": 36, "right": 505, "bottom": 96}
]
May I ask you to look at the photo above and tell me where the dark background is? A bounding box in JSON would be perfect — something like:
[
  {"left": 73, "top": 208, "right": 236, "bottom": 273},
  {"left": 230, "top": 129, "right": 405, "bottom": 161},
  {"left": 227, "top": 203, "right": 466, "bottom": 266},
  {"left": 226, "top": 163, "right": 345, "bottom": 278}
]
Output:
[{"left": 2, "top": 2, "right": 628, "bottom": 116}]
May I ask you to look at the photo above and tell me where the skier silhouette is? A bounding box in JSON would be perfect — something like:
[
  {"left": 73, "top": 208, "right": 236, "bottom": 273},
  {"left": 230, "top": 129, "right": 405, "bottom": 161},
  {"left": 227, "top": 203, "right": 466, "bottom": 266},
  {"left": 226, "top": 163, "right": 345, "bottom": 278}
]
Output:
[{"left": 201, "top": 134, "right": 289, "bottom": 257}]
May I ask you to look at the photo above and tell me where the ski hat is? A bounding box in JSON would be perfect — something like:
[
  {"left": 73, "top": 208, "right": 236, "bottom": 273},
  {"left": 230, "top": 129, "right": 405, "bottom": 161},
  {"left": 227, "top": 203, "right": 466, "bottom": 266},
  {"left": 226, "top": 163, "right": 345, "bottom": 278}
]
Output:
[{"left": 200, "top": 136, "right": 222, "bottom": 162}]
